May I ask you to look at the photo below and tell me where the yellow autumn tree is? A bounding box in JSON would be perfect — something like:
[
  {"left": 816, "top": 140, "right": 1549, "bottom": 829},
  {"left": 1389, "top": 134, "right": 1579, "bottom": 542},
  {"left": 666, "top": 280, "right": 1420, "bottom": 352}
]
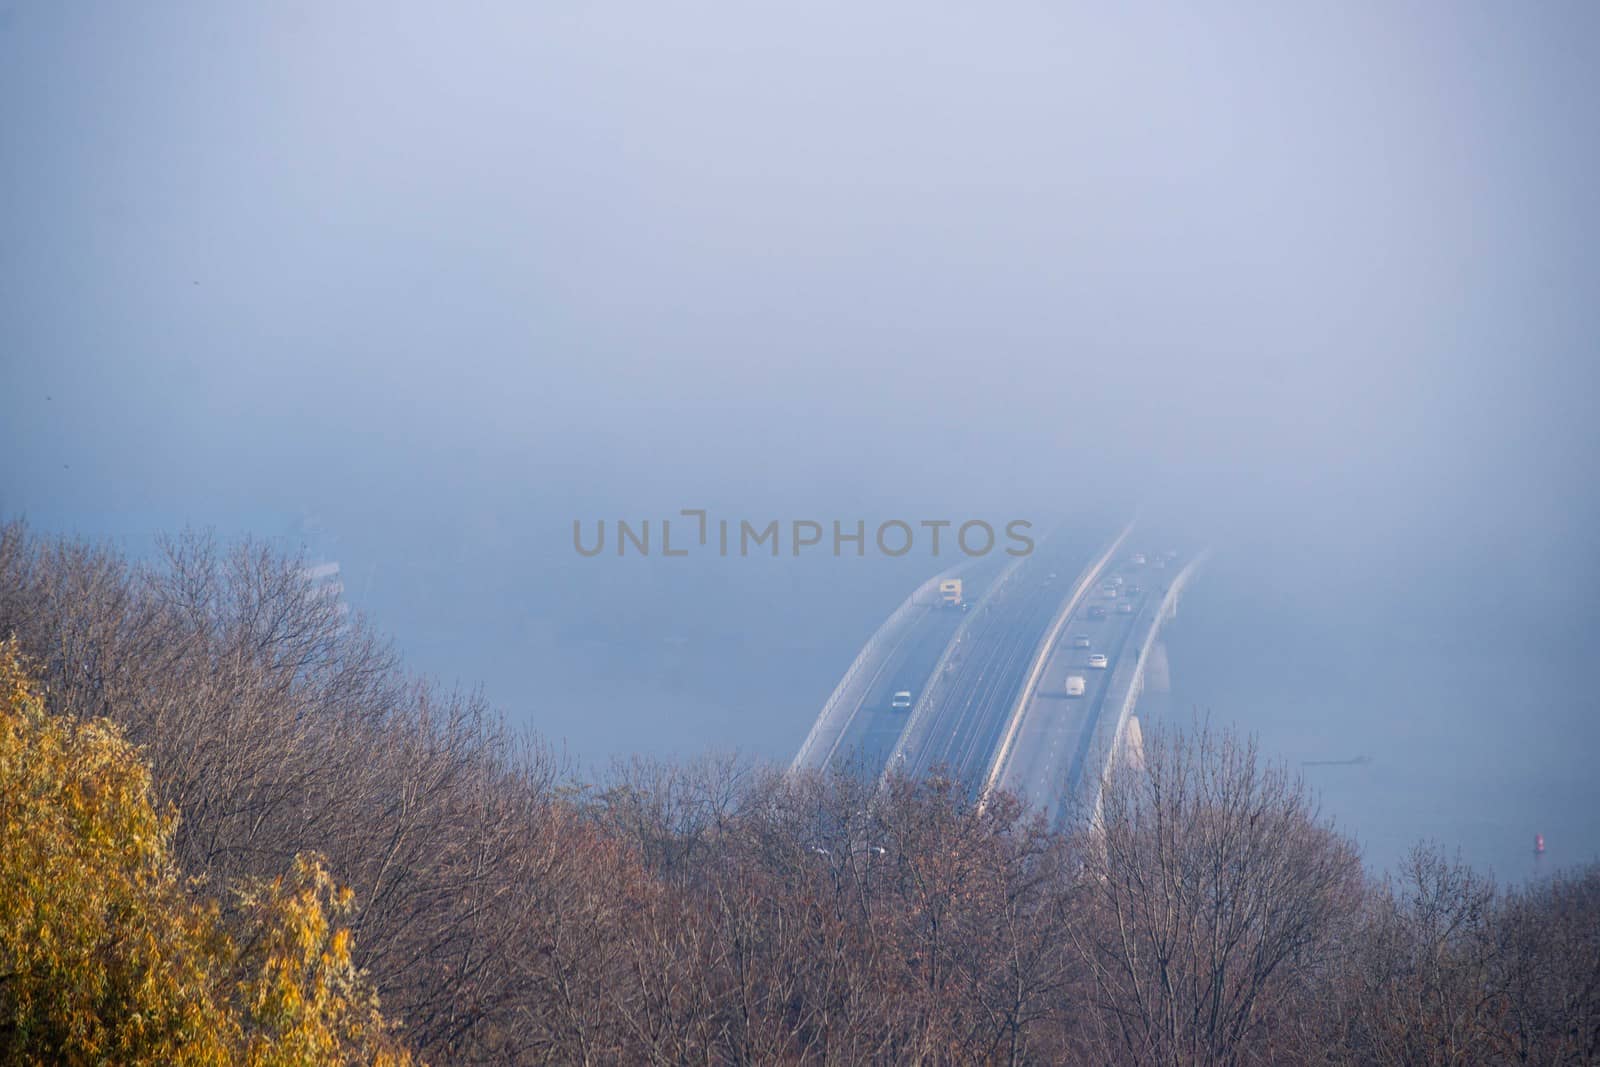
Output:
[
  {"left": 0, "top": 637, "right": 234, "bottom": 1064},
  {"left": 235, "top": 854, "right": 414, "bottom": 1067},
  {"left": 0, "top": 639, "right": 416, "bottom": 1066}
]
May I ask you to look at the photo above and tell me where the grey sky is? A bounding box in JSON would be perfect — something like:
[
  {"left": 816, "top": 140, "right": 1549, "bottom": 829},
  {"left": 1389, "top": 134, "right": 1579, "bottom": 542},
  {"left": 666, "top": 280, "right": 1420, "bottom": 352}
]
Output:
[{"left": 3, "top": 4, "right": 1597, "bottom": 777}]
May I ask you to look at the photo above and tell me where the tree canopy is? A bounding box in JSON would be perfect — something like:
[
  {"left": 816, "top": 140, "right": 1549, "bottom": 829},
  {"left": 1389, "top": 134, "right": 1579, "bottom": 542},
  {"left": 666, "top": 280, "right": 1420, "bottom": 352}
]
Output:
[{"left": 0, "top": 639, "right": 416, "bottom": 1066}]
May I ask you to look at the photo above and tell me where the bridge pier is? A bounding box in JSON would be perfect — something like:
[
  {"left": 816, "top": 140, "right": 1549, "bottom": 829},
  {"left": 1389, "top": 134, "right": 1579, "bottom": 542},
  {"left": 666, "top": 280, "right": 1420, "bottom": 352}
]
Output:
[
  {"left": 1118, "top": 714, "right": 1146, "bottom": 774},
  {"left": 1145, "top": 640, "right": 1171, "bottom": 694},
  {"left": 1086, "top": 551, "right": 1208, "bottom": 826}
]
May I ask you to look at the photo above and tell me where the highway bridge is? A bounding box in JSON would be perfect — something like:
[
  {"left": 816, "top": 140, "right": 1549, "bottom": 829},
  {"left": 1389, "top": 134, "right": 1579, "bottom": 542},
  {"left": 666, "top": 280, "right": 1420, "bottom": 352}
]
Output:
[{"left": 793, "top": 521, "right": 1203, "bottom": 823}]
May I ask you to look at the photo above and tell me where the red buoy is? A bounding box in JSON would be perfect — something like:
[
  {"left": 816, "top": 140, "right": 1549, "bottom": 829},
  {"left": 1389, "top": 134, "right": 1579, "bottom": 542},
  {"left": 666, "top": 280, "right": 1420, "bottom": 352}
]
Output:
[{"left": 1535, "top": 833, "right": 1546, "bottom": 854}]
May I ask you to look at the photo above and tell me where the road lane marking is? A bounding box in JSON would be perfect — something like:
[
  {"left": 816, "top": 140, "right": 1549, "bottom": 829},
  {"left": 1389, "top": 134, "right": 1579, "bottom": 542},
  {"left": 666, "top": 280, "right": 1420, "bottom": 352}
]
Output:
[{"left": 979, "top": 520, "right": 1135, "bottom": 808}]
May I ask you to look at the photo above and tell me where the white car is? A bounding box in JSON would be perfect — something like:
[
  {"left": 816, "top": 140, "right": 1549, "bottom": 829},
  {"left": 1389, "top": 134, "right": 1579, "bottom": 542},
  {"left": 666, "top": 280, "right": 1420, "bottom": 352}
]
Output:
[
  {"left": 1131, "top": 553, "right": 1146, "bottom": 565},
  {"left": 1065, "top": 675, "right": 1086, "bottom": 697},
  {"left": 890, "top": 690, "right": 914, "bottom": 710},
  {"left": 1072, "top": 634, "right": 1091, "bottom": 649},
  {"left": 1117, "top": 600, "right": 1134, "bottom": 614},
  {"left": 1088, "top": 653, "right": 1108, "bottom": 669}
]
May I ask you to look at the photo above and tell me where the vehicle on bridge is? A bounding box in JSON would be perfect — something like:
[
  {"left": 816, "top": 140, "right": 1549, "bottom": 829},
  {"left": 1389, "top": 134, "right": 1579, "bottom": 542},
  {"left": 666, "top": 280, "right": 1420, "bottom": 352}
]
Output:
[
  {"left": 890, "top": 690, "right": 914, "bottom": 710},
  {"left": 1088, "top": 653, "right": 1108, "bottom": 669},
  {"left": 1087, "top": 604, "right": 1107, "bottom": 620},
  {"left": 1065, "top": 675, "right": 1086, "bottom": 697},
  {"left": 939, "top": 579, "right": 967, "bottom": 610},
  {"left": 1131, "top": 552, "right": 1146, "bottom": 565},
  {"left": 1117, "top": 600, "right": 1134, "bottom": 614},
  {"left": 1072, "top": 634, "right": 1091, "bottom": 649}
]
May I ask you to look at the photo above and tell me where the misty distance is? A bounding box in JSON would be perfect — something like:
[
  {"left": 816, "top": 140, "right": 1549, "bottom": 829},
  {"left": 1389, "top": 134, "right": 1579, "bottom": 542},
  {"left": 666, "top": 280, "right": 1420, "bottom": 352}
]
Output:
[{"left": 2, "top": 3, "right": 1596, "bottom": 1064}]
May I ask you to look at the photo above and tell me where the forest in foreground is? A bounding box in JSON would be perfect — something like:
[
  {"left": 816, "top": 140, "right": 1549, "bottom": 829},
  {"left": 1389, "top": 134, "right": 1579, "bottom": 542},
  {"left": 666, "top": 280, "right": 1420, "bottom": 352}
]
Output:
[{"left": 1, "top": 519, "right": 1595, "bottom": 1066}]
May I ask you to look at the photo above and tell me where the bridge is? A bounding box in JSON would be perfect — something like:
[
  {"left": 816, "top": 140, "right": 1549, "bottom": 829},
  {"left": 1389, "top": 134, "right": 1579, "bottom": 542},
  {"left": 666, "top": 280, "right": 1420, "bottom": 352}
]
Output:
[{"left": 793, "top": 521, "right": 1204, "bottom": 822}]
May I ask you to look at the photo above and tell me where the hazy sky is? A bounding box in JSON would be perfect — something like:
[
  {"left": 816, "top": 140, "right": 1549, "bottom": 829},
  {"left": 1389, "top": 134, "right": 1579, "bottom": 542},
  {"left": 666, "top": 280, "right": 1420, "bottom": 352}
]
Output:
[{"left": 3, "top": 3, "right": 1597, "bottom": 769}]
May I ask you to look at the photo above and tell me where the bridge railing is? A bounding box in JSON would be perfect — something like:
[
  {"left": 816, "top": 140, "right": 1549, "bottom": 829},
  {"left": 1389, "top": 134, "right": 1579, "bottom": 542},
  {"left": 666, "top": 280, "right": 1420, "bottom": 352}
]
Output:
[{"left": 791, "top": 565, "right": 961, "bottom": 773}]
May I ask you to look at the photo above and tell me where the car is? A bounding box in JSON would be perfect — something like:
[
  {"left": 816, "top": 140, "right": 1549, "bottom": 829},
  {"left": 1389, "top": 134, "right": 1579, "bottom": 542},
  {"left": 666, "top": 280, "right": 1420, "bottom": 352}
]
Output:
[
  {"left": 1125, "top": 583, "right": 1142, "bottom": 596},
  {"left": 890, "top": 690, "right": 913, "bottom": 710},
  {"left": 1088, "top": 653, "right": 1108, "bottom": 669},
  {"left": 1072, "top": 634, "right": 1091, "bottom": 649},
  {"left": 1087, "top": 605, "right": 1107, "bottom": 620},
  {"left": 1131, "top": 553, "right": 1146, "bottom": 565},
  {"left": 1101, "top": 583, "right": 1119, "bottom": 598},
  {"left": 1117, "top": 600, "right": 1134, "bottom": 614},
  {"left": 1065, "top": 675, "right": 1086, "bottom": 697}
]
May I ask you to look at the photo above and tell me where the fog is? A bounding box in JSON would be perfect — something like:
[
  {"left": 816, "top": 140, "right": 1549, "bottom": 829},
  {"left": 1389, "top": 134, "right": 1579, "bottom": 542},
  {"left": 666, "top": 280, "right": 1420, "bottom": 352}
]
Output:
[{"left": 3, "top": 4, "right": 1596, "bottom": 871}]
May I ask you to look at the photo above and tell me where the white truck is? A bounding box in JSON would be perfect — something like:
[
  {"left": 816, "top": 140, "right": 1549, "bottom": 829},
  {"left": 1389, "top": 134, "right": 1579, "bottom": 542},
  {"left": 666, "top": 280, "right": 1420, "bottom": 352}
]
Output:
[{"left": 1065, "top": 675, "right": 1086, "bottom": 697}]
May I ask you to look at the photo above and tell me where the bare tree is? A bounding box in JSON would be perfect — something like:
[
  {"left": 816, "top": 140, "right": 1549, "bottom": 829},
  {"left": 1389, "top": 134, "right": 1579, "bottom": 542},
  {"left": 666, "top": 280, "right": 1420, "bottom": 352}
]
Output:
[
  {"left": 1072, "top": 722, "right": 1363, "bottom": 1067},
  {"left": 1487, "top": 863, "right": 1600, "bottom": 1066}
]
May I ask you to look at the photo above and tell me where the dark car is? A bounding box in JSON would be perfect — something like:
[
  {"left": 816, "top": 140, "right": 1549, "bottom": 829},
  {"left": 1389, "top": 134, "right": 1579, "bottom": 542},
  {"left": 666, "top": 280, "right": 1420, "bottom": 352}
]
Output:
[{"left": 1087, "top": 605, "right": 1107, "bottom": 620}]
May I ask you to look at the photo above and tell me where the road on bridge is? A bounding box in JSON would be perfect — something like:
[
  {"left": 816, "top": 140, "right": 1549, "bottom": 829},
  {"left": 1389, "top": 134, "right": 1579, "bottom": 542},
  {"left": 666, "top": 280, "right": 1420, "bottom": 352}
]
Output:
[
  {"left": 884, "top": 528, "right": 1103, "bottom": 796},
  {"left": 987, "top": 546, "right": 1193, "bottom": 825}
]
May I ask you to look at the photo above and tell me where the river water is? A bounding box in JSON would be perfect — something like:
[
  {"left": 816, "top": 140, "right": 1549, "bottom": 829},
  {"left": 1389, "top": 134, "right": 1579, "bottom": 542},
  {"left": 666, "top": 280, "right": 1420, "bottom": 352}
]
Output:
[{"left": 1158, "top": 545, "right": 1598, "bottom": 884}]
